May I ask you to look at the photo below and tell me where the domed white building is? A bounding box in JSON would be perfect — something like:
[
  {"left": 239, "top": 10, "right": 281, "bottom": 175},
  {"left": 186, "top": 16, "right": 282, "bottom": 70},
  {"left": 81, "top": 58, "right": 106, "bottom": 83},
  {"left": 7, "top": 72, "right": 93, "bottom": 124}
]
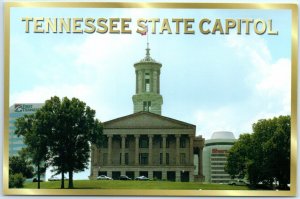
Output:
[{"left": 203, "top": 131, "right": 236, "bottom": 183}]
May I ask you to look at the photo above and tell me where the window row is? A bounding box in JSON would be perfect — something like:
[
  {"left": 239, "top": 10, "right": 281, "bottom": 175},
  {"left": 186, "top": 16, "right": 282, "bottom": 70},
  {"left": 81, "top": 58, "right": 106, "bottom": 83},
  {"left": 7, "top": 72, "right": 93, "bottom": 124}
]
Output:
[{"left": 102, "top": 136, "right": 188, "bottom": 148}]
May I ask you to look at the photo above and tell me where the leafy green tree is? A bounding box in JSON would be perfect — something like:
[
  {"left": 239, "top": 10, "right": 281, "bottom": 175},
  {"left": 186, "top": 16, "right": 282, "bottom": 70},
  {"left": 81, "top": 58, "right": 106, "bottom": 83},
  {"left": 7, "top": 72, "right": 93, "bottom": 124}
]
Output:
[
  {"left": 36, "top": 96, "right": 104, "bottom": 189},
  {"left": 225, "top": 134, "right": 252, "bottom": 179},
  {"left": 251, "top": 115, "right": 290, "bottom": 188},
  {"left": 15, "top": 114, "right": 49, "bottom": 189},
  {"left": 9, "top": 151, "right": 34, "bottom": 188},
  {"left": 225, "top": 115, "right": 290, "bottom": 189}
]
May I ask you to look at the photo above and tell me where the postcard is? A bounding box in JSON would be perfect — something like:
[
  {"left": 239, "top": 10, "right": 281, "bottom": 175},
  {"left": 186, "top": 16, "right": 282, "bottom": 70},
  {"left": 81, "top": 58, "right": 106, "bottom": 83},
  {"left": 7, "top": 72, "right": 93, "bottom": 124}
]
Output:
[{"left": 3, "top": 2, "right": 297, "bottom": 196}]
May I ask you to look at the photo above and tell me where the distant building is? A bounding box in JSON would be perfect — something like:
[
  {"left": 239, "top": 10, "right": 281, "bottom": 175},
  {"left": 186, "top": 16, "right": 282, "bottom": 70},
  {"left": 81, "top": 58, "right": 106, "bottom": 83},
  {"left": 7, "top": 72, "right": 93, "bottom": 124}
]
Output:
[
  {"left": 9, "top": 103, "right": 45, "bottom": 180},
  {"left": 90, "top": 44, "right": 205, "bottom": 182},
  {"left": 203, "top": 131, "right": 236, "bottom": 183},
  {"left": 9, "top": 103, "right": 43, "bottom": 156}
]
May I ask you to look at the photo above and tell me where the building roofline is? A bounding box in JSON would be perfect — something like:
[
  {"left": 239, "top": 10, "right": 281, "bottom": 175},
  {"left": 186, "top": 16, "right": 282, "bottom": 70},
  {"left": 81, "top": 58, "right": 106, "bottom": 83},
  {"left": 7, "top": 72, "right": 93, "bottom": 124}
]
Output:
[{"left": 103, "top": 111, "right": 196, "bottom": 129}]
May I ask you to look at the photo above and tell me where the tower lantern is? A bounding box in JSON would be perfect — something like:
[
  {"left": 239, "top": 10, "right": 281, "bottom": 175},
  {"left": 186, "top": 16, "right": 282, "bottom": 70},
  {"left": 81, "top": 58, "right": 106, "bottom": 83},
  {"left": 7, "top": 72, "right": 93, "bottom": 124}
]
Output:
[{"left": 132, "top": 43, "right": 163, "bottom": 115}]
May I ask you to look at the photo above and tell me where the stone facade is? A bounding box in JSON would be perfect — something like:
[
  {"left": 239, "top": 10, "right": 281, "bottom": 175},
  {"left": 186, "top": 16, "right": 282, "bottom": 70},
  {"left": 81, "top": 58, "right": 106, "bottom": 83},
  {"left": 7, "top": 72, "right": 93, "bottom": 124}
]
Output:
[{"left": 90, "top": 112, "right": 204, "bottom": 182}]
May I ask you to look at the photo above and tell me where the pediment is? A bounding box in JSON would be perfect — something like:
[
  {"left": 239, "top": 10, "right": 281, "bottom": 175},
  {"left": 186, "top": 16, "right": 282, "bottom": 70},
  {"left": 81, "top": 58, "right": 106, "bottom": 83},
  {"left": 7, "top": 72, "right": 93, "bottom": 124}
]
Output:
[{"left": 103, "top": 111, "right": 195, "bottom": 129}]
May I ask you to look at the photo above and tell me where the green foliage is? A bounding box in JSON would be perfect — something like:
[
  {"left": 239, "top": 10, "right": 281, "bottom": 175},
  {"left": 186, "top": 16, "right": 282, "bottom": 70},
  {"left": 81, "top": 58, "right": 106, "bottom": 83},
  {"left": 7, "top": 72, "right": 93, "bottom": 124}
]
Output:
[
  {"left": 9, "top": 152, "right": 34, "bottom": 179},
  {"left": 31, "top": 96, "right": 103, "bottom": 189},
  {"left": 13, "top": 96, "right": 103, "bottom": 189},
  {"left": 15, "top": 113, "right": 49, "bottom": 189},
  {"left": 225, "top": 115, "right": 290, "bottom": 189},
  {"left": 9, "top": 173, "right": 25, "bottom": 188}
]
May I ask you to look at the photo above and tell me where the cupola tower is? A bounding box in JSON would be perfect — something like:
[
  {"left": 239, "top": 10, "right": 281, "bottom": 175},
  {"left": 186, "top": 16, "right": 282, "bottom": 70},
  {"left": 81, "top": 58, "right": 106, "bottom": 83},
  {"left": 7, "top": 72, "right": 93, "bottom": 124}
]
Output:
[{"left": 132, "top": 43, "right": 163, "bottom": 115}]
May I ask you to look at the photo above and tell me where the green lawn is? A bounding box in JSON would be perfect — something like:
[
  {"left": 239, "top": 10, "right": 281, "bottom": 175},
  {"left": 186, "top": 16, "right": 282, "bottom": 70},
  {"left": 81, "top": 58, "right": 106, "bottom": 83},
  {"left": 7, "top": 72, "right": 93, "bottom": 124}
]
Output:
[{"left": 24, "top": 180, "right": 250, "bottom": 190}]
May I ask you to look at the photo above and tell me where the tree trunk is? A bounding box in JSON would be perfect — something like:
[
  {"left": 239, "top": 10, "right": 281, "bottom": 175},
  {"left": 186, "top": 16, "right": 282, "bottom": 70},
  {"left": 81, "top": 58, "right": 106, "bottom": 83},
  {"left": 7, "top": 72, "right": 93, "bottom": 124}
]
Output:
[
  {"left": 61, "top": 172, "right": 65, "bottom": 189},
  {"left": 37, "top": 164, "right": 40, "bottom": 189},
  {"left": 68, "top": 170, "right": 74, "bottom": 189}
]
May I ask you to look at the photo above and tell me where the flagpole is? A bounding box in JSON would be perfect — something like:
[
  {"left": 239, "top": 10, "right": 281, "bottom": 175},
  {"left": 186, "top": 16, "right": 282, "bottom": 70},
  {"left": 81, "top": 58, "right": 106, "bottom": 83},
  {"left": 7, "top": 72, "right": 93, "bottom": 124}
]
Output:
[{"left": 147, "top": 25, "right": 149, "bottom": 49}]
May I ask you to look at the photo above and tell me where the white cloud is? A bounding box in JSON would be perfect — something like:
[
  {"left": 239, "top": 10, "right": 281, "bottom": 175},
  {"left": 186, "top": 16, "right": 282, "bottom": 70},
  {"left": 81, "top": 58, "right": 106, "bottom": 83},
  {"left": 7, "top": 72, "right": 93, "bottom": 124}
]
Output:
[
  {"left": 194, "top": 36, "right": 291, "bottom": 140},
  {"left": 10, "top": 84, "right": 93, "bottom": 104}
]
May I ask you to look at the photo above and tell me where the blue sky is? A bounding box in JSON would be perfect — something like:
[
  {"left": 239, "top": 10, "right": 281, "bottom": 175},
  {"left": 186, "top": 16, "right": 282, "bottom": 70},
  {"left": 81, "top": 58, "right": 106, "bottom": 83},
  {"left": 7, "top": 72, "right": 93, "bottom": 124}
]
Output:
[{"left": 9, "top": 6, "right": 291, "bottom": 179}]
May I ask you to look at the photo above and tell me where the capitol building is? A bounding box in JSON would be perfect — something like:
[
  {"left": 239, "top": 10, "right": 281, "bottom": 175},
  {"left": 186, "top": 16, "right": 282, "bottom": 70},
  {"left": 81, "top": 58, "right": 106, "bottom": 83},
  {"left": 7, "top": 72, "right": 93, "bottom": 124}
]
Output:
[{"left": 90, "top": 44, "right": 205, "bottom": 182}]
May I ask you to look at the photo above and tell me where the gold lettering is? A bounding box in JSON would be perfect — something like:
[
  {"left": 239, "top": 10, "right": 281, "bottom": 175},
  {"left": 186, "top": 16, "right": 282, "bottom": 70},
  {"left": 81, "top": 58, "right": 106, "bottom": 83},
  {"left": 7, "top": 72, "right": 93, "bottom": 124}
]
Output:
[
  {"left": 21, "top": 17, "right": 33, "bottom": 33},
  {"left": 212, "top": 19, "right": 224, "bottom": 34},
  {"left": 172, "top": 18, "right": 183, "bottom": 34},
  {"left": 96, "top": 18, "right": 108, "bottom": 33},
  {"left": 121, "top": 18, "right": 131, "bottom": 34},
  {"left": 45, "top": 18, "right": 57, "bottom": 33},
  {"left": 242, "top": 19, "right": 254, "bottom": 34},
  {"left": 199, "top": 18, "right": 211, "bottom": 34},
  {"left": 136, "top": 18, "right": 147, "bottom": 35},
  {"left": 34, "top": 17, "right": 44, "bottom": 33},
  {"left": 267, "top": 19, "right": 278, "bottom": 35},
  {"left": 237, "top": 19, "right": 241, "bottom": 34},
  {"left": 160, "top": 18, "right": 172, "bottom": 34},
  {"left": 59, "top": 18, "right": 71, "bottom": 33},
  {"left": 254, "top": 19, "right": 267, "bottom": 35},
  {"left": 72, "top": 18, "right": 83, "bottom": 33},
  {"left": 184, "top": 18, "right": 194, "bottom": 34},
  {"left": 109, "top": 18, "right": 120, "bottom": 34},
  {"left": 148, "top": 18, "right": 159, "bottom": 34},
  {"left": 84, "top": 18, "right": 95, "bottom": 33},
  {"left": 225, "top": 19, "right": 236, "bottom": 34}
]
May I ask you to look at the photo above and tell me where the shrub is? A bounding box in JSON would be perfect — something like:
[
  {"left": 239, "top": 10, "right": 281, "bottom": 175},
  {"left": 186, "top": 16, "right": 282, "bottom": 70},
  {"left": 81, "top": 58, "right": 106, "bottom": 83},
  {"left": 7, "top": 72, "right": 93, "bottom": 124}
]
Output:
[{"left": 9, "top": 173, "right": 25, "bottom": 188}]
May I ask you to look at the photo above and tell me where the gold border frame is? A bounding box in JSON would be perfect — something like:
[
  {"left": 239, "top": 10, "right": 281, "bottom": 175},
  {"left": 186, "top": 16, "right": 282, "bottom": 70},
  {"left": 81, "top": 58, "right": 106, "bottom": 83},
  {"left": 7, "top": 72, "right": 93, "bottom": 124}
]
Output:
[{"left": 3, "top": 2, "right": 298, "bottom": 196}]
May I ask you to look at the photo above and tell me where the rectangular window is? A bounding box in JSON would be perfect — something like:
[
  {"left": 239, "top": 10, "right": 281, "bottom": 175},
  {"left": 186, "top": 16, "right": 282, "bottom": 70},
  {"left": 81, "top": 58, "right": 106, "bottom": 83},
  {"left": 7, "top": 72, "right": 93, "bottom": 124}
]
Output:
[
  {"left": 166, "top": 153, "right": 169, "bottom": 165},
  {"left": 139, "top": 137, "right": 149, "bottom": 148},
  {"left": 145, "top": 79, "right": 150, "bottom": 92},
  {"left": 180, "top": 137, "right": 186, "bottom": 148},
  {"left": 145, "top": 73, "right": 150, "bottom": 92},
  {"left": 160, "top": 153, "right": 162, "bottom": 165},
  {"left": 143, "top": 101, "right": 151, "bottom": 111},
  {"left": 119, "top": 153, "right": 122, "bottom": 164},
  {"left": 103, "top": 153, "right": 108, "bottom": 165},
  {"left": 139, "top": 153, "right": 148, "bottom": 165},
  {"left": 125, "top": 153, "right": 129, "bottom": 165},
  {"left": 103, "top": 138, "right": 108, "bottom": 148},
  {"left": 180, "top": 153, "right": 186, "bottom": 164},
  {"left": 125, "top": 139, "right": 129, "bottom": 148},
  {"left": 166, "top": 139, "right": 170, "bottom": 148}
]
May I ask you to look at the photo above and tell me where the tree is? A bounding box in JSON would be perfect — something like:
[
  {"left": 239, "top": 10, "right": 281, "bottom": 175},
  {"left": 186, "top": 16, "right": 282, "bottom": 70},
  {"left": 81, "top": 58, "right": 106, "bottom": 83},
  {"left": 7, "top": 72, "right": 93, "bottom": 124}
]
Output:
[
  {"left": 225, "top": 134, "right": 252, "bottom": 179},
  {"left": 15, "top": 114, "right": 49, "bottom": 189},
  {"left": 9, "top": 150, "right": 34, "bottom": 188},
  {"left": 36, "top": 96, "right": 104, "bottom": 189},
  {"left": 225, "top": 115, "right": 290, "bottom": 189}
]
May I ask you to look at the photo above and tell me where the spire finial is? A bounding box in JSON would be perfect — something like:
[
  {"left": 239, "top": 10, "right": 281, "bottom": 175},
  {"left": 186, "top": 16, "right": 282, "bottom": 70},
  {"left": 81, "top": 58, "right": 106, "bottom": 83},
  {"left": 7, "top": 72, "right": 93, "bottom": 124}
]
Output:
[{"left": 146, "top": 42, "right": 150, "bottom": 57}]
